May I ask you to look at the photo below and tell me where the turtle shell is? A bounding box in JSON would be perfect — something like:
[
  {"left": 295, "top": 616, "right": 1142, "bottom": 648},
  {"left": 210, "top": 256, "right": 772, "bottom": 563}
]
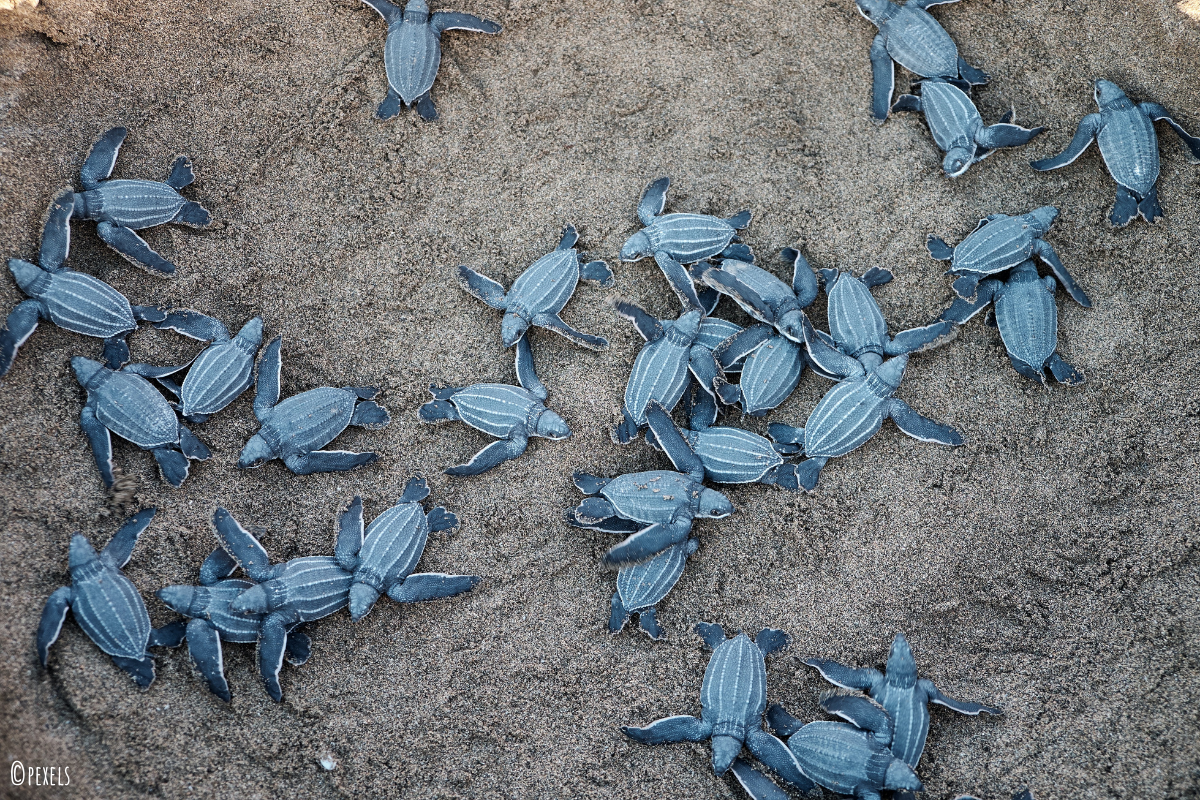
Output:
[
  {"left": 202, "top": 579, "right": 268, "bottom": 643},
  {"left": 358, "top": 501, "right": 429, "bottom": 587},
  {"left": 261, "top": 387, "right": 360, "bottom": 457},
  {"left": 694, "top": 427, "right": 784, "bottom": 483},
  {"left": 803, "top": 377, "right": 892, "bottom": 459},
  {"left": 738, "top": 335, "right": 803, "bottom": 416},
  {"left": 180, "top": 341, "right": 256, "bottom": 417},
  {"left": 271, "top": 556, "right": 353, "bottom": 623},
  {"left": 507, "top": 247, "right": 580, "bottom": 317},
  {"left": 601, "top": 470, "right": 699, "bottom": 523},
  {"left": 44, "top": 271, "right": 136, "bottom": 338},
  {"left": 615, "top": 539, "right": 694, "bottom": 613},
  {"left": 785, "top": 722, "right": 892, "bottom": 794},
  {"left": 385, "top": 19, "right": 441, "bottom": 103},
  {"left": 449, "top": 384, "right": 542, "bottom": 438},
  {"left": 69, "top": 547, "right": 151, "bottom": 659},
  {"left": 644, "top": 213, "right": 737, "bottom": 264},
  {"left": 79, "top": 180, "right": 186, "bottom": 228},
  {"left": 623, "top": 329, "right": 694, "bottom": 426},
  {"left": 918, "top": 80, "right": 982, "bottom": 153},
  {"left": 93, "top": 370, "right": 181, "bottom": 448},
  {"left": 700, "top": 632, "right": 768, "bottom": 735},
  {"left": 994, "top": 270, "right": 1057, "bottom": 371},
  {"left": 870, "top": 681, "right": 931, "bottom": 768},
  {"left": 949, "top": 214, "right": 1036, "bottom": 277},
  {"left": 1097, "top": 105, "right": 1160, "bottom": 195},
  {"left": 883, "top": 6, "right": 958, "bottom": 78},
  {"left": 826, "top": 273, "right": 889, "bottom": 358}
]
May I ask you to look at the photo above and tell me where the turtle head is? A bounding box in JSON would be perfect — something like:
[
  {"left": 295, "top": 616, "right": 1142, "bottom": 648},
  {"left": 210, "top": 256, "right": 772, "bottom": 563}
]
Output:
[
  {"left": 157, "top": 585, "right": 204, "bottom": 617},
  {"left": 710, "top": 735, "right": 742, "bottom": 775},
  {"left": 942, "top": 145, "right": 975, "bottom": 179},
  {"left": 501, "top": 312, "right": 531, "bottom": 348},
  {"left": 872, "top": 354, "right": 908, "bottom": 391},
  {"left": 886, "top": 631, "right": 918, "bottom": 685},
  {"left": 237, "top": 434, "right": 275, "bottom": 469},
  {"left": 403, "top": 0, "right": 429, "bottom": 20},
  {"left": 884, "top": 759, "right": 924, "bottom": 792},
  {"left": 68, "top": 533, "right": 99, "bottom": 571},
  {"left": 698, "top": 488, "right": 734, "bottom": 520},
  {"left": 9, "top": 258, "right": 50, "bottom": 295},
  {"left": 71, "top": 356, "right": 105, "bottom": 389},
  {"left": 535, "top": 409, "right": 572, "bottom": 440},
  {"left": 854, "top": 0, "right": 893, "bottom": 26},
  {"left": 1094, "top": 79, "right": 1128, "bottom": 109},
  {"left": 1028, "top": 205, "right": 1059, "bottom": 232},
  {"left": 620, "top": 231, "right": 652, "bottom": 262},
  {"left": 777, "top": 309, "right": 807, "bottom": 343},
  {"left": 348, "top": 583, "right": 381, "bottom": 622}
]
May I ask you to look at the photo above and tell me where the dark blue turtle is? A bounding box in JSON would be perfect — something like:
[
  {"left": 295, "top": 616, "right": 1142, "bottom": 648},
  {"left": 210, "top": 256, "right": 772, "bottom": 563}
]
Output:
[
  {"left": 926, "top": 205, "right": 1090, "bottom": 307},
  {"left": 622, "top": 623, "right": 812, "bottom": 789},
  {"left": 1, "top": 191, "right": 165, "bottom": 378},
  {"left": 609, "top": 538, "right": 698, "bottom": 640},
  {"left": 73, "top": 356, "right": 212, "bottom": 489},
  {"left": 334, "top": 478, "right": 480, "bottom": 621},
  {"left": 698, "top": 247, "right": 819, "bottom": 344},
  {"left": 940, "top": 259, "right": 1084, "bottom": 386},
  {"left": 565, "top": 426, "right": 733, "bottom": 567},
  {"left": 419, "top": 335, "right": 571, "bottom": 475},
  {"left": 645, "top": 395, "right": 801, "bottom": 490},
  {"left": 1031, "top": 80, "right": 1200, "bottom": 227},
  {"left": 37, "top": 509, "right": 187, "bottom": 688},
  {"left": 713, "top": 325, "right": 808, "bottom": 417},
  {"left": 805, "top": 632, "right": 1001, "bottom": 770},
  {"left": 458, "top": 225, "right": 613, "bottom": 350},
  {"left": 361, "top": 0, "right": 500, "bottom": 121},
  {"left": 621, "top": 177, "right": 754, "bottom": 310},
  {"left": 69, "top": 126, "right": 212, "bottom": 275},
  {"left": 156, "top": 546, "right": 313, "bottom": 702},
  {"left": 153, "top": 311, "right": 264, "bottom": 422},
  {"left": 892, "top": 78, "right": 1044, "bottom": 177},
  {"left": 751, "top": 694, "right": 924, "bottom": 800},
  {"left": 212, "top": 508, "right": 357, "bottom": 701},
  {"left": 238, "top": 336, "right": 391, "bottom": 475},
  {"left": 855, "top": 0, "right": 988, "bottom": 122}
]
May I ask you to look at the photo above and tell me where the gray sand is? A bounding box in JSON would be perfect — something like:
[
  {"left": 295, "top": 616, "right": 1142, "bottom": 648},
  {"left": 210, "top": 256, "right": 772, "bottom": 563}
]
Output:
[{"left": 1, "top": 0, "right": 1199, "bottom": 796}]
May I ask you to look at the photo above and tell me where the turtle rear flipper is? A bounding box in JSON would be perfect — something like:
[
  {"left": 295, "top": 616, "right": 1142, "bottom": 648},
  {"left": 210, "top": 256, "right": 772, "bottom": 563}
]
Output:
[
  {"left": 153, "top": 447, "right": 191, "bottom": 488},
  {"left": 387, "top": 573, "right": 480, "bottom": 603},
  {"left": 100, "top": 330, "right": 133, "bottom": 367},
  {"left": 426, "top": 507, "right": 458, "bottom": 533},
  {"left": 612, "top": 407, "right": 640, "bottom": 444},
  {"left": 172, "top": 202, "right": 212, "bottom": 228},
  {"left": 608, "top": 592, "right": 631, "bottom": 634},
  {"left": 1047, "top": 352, "right": 1084, "bottom": 385},
  {"left": 185, "top": 619, "right": 232, "bottom": 702},
  {"left": 1137, "top": 187, "right": 1163, "bottom": 224},
  {"left": 1110, "top": 186, "right": 1140, "bottom": 228},
  {"left": 925, "top": 235, "right": 954, "bottom": 261},
  {"left": 720, "top": 243, "right": 753, "bottom": 263},
  {"left": 148, "top": 620, "right": 187, "bottom": 649},
  {"left": 636, "top": 608, "right": 664, "bottom": 639},
  {"left": 284, "top": 450, "right": 378, "bottom": 475},
  {"left": 111, "top": 654, "right": 156, "bottom": 688},
  {"left": 376, "top": 87, "right": 403, "bottom": 120},
  {"left": 579, "top": 259, "right": 614, "bottom": 287},
  {"left": 415, "top": 92, "right": 438, "bottom": 122},
  {"left": 795, "top": 457, "right": 826, "bottom": 491},
  {"left": 284, "top": 630, "right": 311, "bottom": 666},
  {"left": 951, "top": 273, "right": 981, "bottom": 301},
  {"left": 744, "top": 728, "right": 814, "bottom": 793},
  {"left": 178, "top": 427, "right": 211, "bottom": 460},
  {"left": 572, "top": 472, "right": 609, "bottom": 495},
  {"left": 637, "top": 177, "right": 670, "bottom": 226},
  {"left": 350, "top": 399, "right": 390, "bottom": 429},
  {"left": 725, "top": 210, "right": 752, "bottom": 230},
  {"left": 165, "top": 156, "right": 195, "bottom": 189},
  {"left": 96, "top": 222, "right": 176, "bottom": 275}
]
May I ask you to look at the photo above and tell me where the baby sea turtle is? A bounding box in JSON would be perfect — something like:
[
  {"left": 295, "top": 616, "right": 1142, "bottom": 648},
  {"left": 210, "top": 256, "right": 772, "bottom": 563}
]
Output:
[
  {"left": 646, "top": 396, "right": 800, "bottom": 490},
  {"left": 458, "top": 224, "right": 613, "bottom": 350},
  {"left": 940, "top": 259, "right": 1085, "bottom": 385},
  {"left": 892, "top": 78, "right": 1044, "bottom": 177},
  {"left": 806, "top": 632, "right": 1001, "bottom": 769},
  {"left": 926, "top": 205, "right": 1090, "bottom": 307},
  {"left": 565, "top": 429, "right": 734, "bottom": 567},
  {"left": 713, "top": 325, "right": 809, "bottom": 417},
  {"left": 756, "top": 694, "right": 924, "bottom": 800},
  {"left": 73, "top": 356, "right": 212, "bottom": 488},
  {"left": 1031, "top": 79, "right": 1200, "bottom": 227},
  {"left": 361, "top": 0, "right": 501, "bottom": 121},
  {"left": 212, "top": 508, "right": 356, "bottom": 701},
  {"left": 419, "top": 335, "right": 571, "bottom": 475},
  {"left": 38, "top": 509, "right": 186, "bottom": 688},
  {"left": 623, "top": 623, "right": 812, "bottom": 788},
  {"left": 855, "top": 0, "right": 988, "bottom": 122},
  {"left": 154, "top": 311, "right": 264, "bottom": 422},
  {"left": 698, "top": 247, "right": 819, "bottom": 344},
  {"left": 621, "top": 177, "right": 754, "bottom": 310},
  {"left": 69, "top": 126, "right": 212, "bottom": 275},
  {"left": 612, "top": 303, "right": 705, "bottom": 444},
  {"left": 157, "top": 545, "right": 313, "bottom": 702},
  {"left": 609, "top": 538, "right": 699, "bottom": 640},
  {"left": 238, "top": 336, "right": 391, "bottom": 475},
  {"left": 1, "top": 191, "right": 166, "bottom": 378},
  {"left": 334, "top": 478, "right": 479, "bottom": 621}
]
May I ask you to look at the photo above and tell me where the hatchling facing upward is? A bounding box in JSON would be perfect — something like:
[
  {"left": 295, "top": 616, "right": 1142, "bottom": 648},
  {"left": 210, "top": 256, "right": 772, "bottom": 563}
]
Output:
[
  {"left": 1030, "top": 79, "right": 1200, "bottom": 227},
  {"left": 154, "top": 311, "right": 264, "bottom": 422},
  {"left": 940, "top": 259, "right": 1085, "bottom": 386},
  {"left": 1, "top": 190, "right": 165, "bottom": 378},
  {"left": 419, "top": 334, "right": 571, "bottom": 476},
  {"left": 609, "top": 537, "right": 699, "bottom": 640},
  {"left": 361, "top": 0, "right": 501, "bottom": 121},
  {"left": 68, "top": 126, "right": 212, "bottom": 275},
  {"left": 38, "top": 509, "right": 187, "bottom": 688},
  {"left": 855, "top": 0, "right": 989, "bottom": 122},
  {"left": 457, "top": 224, "right": 613, "bottom": 350},
  {"left": 892, "top": 78, "right": 1044, "bottom": 177},
  {"left": 238, "top": 337, "right": 391, "bottom": 475}
]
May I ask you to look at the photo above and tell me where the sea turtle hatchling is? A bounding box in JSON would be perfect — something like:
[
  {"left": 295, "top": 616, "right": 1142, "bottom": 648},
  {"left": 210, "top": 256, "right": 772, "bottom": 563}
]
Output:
[
  {"left": 1030, "top": 79, "right": 1200, "bottom": 227},
  {"left": 38, "top": 509, "right": 187, "bottom": 688},
  {"left": 157, "top": 546, "right": 314, "bottom": 702},
  {"left": 698, "top": 247, "right": 819, "bottom": 344},
  {"left": 621, "top": 177, "right": 754, "bottom": 310},
  {"left": 361, "top": 0, "right": 501, "bottom": 121},
  {"left": 609, "top": 537, "right": 699, "bottom": 640},
  {"left": 419, "top": 335, "right": 571, "bottom": 475},
  {"left": 855, "top": 0, "right": 989, "bottom": 122},
  {"left": 805, "top": 632, "right": 1001, "bottom": 769},
  {"left": 73, "top": 356, "right": 212, "bottom": 489},
  {"left": 68, "top": 126, "right": 212, "bottom": 275},
  {"left": 892, "top": 78, "right": 1044, "bottom": 177},
  {"left": 334, "top": 478, "right": 480, "bottom": 621},
  {"left": 154, "top": 311, "right": 264, "bottom": 422},
  {"left": 1, "top": 190, "right": 165, "bottom": 378},
  {"left": 940, "top": 259, "right": 1085, "bottom": 386},
  {"left": 457, "top": 224, "right": 613, "bottom": 350},
  {"left": 238, "top": 336, "right": 391, "bottom": 475},
  {"left": 622, "top": 623, "right": 812, "bottom": 789},
  {"left": 926, "top": 205, "right": 1090, "bottom": 307}
]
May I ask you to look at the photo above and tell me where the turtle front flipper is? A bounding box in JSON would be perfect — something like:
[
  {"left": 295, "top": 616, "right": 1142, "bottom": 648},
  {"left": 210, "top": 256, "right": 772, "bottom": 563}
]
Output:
[
  {"left": 821, "top": 694, "right": 893, "bottom": 745},
  {"left": 702, "top": 267, "right": 771, "bottom": 324},
  {"left": 37, "top": 586, "right": 73, "bottom": 666},
  {"left": 155, "top": 309, "right": 230, "bottom": 342},
  {"left": 975, "top": 119, "right": 1045, "bottom": 150},
  {"left": 804, "top": 658, "right": 882, "bottom": 690},
  {"left": 335, "top": 496, "right": 365, "bottom": 572},
  {"left": 729, "top": 758, "right": 792, "bottom": 800},
  {"left": 253, "top": 336, "right": 283, "bottom": 420},
  {"left": 79, "top": 403, "right": 116, "bottom": 488},
  {"left": 444, "top": 434, "right": 529, "bottom": 476},
  {"left": 284, "top": 449, "right": 379, "bottom": 475},
  {"left": 40, "top": 190, "right": 75, "bottom": 270},
  {"left": 920, "top": 678, "right": 1001, "bottom": 715},
  {"left": 0, "top": 300, "right": 45, "bottom": 378},
  {"left": 101, "top": 507, "right": 155, "bottom": 568},
  {"left": 456, "top": 265, "right": 509, "bottom": 309},
  {"left": 940, "top": 280, "right": 999, "bottom": 325},
  {"left": 744, "top": 728, "right": 814, "bottom": 793},
  {"left": 644, "top": 402, "right": 705, "bottom": 481},
  {"left": 1030, "top": 113, "right": 1102, "bottom": 171},
  {"left": 80, "top": 127, "right": 128, "bottom": 190},
  {"left": 96, "top": 222, "right": 177, "bottom": 275},
  {"left": 1140, "top": 102, "right": 1200, "bottom": 162},
  {"left": 257, "top": 615, "right": 289, "bottom": 702},
  {"left": 869, "top": 34, "right": 895, "bottom": 123},
  {"left": 887, "top": 399, "right": 963, "bottom": 446},
  {"left": 110, "top": 654, "right": 156, "bottom": 688},
  {"left": 387, "top": 572, "right": 480, "bottom": 602},
  {"left": 636, "top": 177, "right": 670, "bottom": 226},
  {"left": 514, "top": 334, "right": 548, "bottom": 400},
  {"left": 885, "top": 320, "right": 955, "bottom": 355},
  {"left": 614, "top": 300, "right": 663, "bottom": 343},
  {"left": 801, "top": 317, "right": 864, "bottom": 380},
  {"left": 361, "top": 0, "right": 402, "bottom": 23},
  {"left": 622, "top": 714, "right": 710, "bottom": 743},
  {"left": 653, "top": 252, "right": 703, "bottom": 312},
  {"left": 211, "top": 508, "right": 274, "bottom": 581},
  {"left": 532, "top": 311, "right": 608, "bottom": 350},
  {"left": 185, "top": 619, "right": 232, "bottom": 701},
  {"left": 1030, "top": 239, "right": 1089, "bottom": 307},
  {"left": 602, "top": 520, "right": 690, "bottom": 568},
  {"left": 431, "top": 11, "right": 501, "bottom": 34}
]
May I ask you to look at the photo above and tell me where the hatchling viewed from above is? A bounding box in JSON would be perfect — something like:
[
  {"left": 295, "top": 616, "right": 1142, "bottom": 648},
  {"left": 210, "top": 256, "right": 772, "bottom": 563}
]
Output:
[
  {"left": 67, "top": 126, "right": 212, "bottom": 275},
  {"left": 1030, "top": 79, "right": 1200, "bottom": 227},
  {"left": 1, "top": 189, "right": 166, "bottom": 379},
  {"left": 153, "top": 311, "right": 264, "bottom": 423},
  {"left": 608, "top": 536, "right": 699, "bottom": 640},
  {"left": 360, "top": 0, "right": 501, "bottom": 121}
]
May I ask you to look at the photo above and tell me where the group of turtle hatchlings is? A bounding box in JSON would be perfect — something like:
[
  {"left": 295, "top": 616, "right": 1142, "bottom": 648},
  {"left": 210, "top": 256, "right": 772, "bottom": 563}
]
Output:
[{"left": 7, "top": 0, "right": 1198, "bottom": 796}]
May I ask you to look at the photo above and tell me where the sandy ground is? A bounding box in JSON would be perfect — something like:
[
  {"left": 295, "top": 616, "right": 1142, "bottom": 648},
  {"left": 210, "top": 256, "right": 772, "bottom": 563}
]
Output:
[{"left": 1, "top": 0, "right": 1199, "bottom": 797}]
